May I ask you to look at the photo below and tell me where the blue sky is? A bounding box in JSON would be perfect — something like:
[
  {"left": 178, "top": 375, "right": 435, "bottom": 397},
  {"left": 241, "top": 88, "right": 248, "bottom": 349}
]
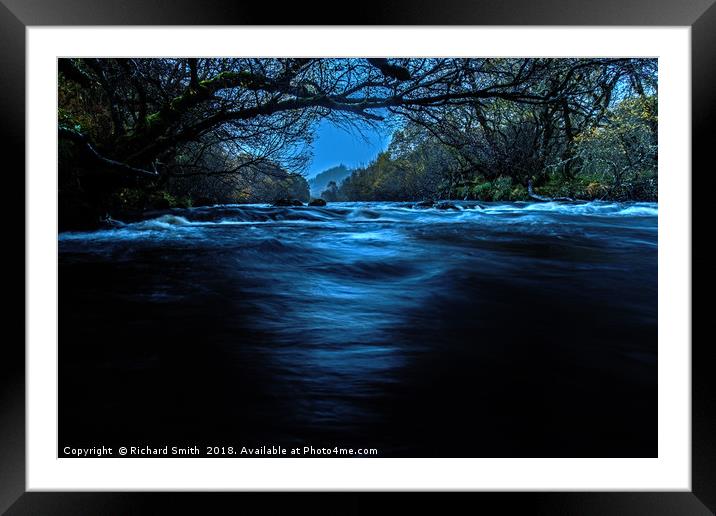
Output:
[{"left": 306, "top": 120, "right": 392, "bottom": 177}]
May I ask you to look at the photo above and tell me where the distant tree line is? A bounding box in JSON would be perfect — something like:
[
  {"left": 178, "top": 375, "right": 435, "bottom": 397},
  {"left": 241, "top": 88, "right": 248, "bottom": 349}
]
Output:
[
  {"left": 308, "top": 164, "right": 353, "bottom": 197},
  {"left": 58, "top": 57, "right": 657, "bottom": 227},
  {"left": 328, "top": 93, "right": 657, "bottom": 202}
]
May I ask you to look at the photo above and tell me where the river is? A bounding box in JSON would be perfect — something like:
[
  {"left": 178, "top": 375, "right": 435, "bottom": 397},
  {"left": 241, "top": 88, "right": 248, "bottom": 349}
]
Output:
[{"left": 59, "top": 201, "right": 658, "bottom": 457}]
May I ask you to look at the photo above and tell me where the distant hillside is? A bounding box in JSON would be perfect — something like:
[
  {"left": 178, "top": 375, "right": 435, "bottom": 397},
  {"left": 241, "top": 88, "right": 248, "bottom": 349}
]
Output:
[{"left": 309, "top": 164, "right": 353, "bottom": 197}]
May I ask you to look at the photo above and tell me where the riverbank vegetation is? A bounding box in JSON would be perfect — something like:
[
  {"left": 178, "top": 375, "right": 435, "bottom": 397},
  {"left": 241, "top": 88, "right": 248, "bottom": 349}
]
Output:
[
  {"left": 58, "top": 58, "right": 657, "bottom": 229},
  {"left": 330, "top": 85, "right": 657, "bottom": 202}
]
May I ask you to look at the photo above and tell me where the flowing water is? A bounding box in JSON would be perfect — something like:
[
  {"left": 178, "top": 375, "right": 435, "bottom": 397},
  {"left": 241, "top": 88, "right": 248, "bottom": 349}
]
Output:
[{"left": 59, "top": 201, "right": 657, "bottom": 457}]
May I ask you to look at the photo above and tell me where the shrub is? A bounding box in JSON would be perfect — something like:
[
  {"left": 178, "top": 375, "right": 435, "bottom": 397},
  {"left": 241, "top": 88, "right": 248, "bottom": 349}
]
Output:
[
  {"left": 472, "top": 181, "right": 494, "bottom": 200},
  {"left": 492, "top": 176, "right": 513, "bottom": 201}
]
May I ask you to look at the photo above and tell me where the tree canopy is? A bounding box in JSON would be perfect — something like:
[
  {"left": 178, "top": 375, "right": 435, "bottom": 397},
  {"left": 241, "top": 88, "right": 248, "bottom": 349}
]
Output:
[{"left": 58, "top": 57, "right": 657, "bottom": 227}]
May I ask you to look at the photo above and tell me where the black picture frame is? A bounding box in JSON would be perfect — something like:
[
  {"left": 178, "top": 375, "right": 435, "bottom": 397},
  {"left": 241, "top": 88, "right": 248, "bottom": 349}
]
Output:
[{"left": 3, "top": 1, "right": 711, "bottom": 514}]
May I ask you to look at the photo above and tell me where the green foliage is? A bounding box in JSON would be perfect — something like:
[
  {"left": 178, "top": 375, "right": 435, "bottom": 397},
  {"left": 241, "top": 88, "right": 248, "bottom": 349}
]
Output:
[
  {"left": 471, "top": 181, "right": 495, "bottom": 201},
  {"left": 336, "top": 93, "right": 658, "bottom": 203},
  {"left": 113, "top": 188, "right": 193, "bottom": 211},
  {"left": 492, "top": 176, "right": 513, "bottom": 201},
  {"left": 57, "top": 58, "right": 658, "bottom": 229},
  {"left": 510, "top": 185, "right": 528, "bottom": 201},
  {"left": 455, "top": 177, "right": 528, "bottom": 201},
  {"left": 58, "top": 73, "right": 114, "bottom": 144},
  {"left": 573, "top": 95, "right": 657, "bottom": 199}
]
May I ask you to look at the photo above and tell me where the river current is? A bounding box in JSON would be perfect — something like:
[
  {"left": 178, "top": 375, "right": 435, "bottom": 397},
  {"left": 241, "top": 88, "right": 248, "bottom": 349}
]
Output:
[{"left": 59, "top": 201, "right": 657, "bottom": 457}]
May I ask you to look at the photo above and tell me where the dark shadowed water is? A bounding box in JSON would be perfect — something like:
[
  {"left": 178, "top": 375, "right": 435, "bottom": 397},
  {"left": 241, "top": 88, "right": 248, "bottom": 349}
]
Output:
[{"left": 59, "top": 201, "right": 657, "bottom": 457}]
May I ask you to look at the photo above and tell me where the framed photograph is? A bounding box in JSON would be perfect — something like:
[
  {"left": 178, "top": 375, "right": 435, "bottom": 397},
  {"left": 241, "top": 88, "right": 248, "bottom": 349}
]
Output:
[{"left": 5, "top": 0, "right": 711, "bottom": 513}]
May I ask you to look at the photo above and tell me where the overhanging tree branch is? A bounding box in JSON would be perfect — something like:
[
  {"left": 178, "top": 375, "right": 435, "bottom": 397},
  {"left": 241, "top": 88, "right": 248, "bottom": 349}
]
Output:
[{"left": 59, "top": 127, "right": 159, "bottom": 178}]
